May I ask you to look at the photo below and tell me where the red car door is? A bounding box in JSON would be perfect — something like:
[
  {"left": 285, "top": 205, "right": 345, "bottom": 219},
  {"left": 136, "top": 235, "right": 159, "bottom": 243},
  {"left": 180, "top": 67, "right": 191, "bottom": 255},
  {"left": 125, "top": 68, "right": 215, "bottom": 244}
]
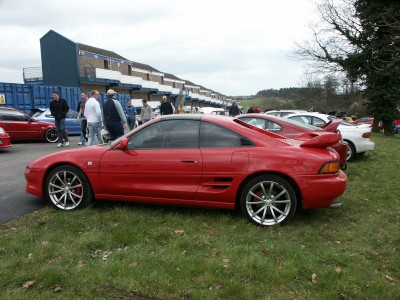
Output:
[
  {"left": 0, "top": 109, "right": 39, "bottom": 139},
  {"left": 99, "top": 120, "right": 202, "bottom": 201}
]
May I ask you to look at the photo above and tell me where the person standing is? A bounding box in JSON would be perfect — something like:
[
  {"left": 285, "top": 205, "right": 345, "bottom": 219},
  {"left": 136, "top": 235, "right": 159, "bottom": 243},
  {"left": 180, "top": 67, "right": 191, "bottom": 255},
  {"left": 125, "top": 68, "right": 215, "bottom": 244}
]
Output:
[
  {"left": 84, "top": 90, "right": 104, "bottom": 146},
  {"left": 160, "top": 95, "right": 174, "bottom": 115},
  {"left": 247, "top": 105, "right": 255, "bottom": 113},
  {"left": 77, "top": 92, "right": 89, "bottom": 145},
  {"left": 50, "top": 91, "right": 69, "bottom": 148},
  {"left": 229, "top": 100, "right": 241, "bottom": 117},
  {"left": 178, "top": 104, "right": 186, "bottom": 114},
  {"left": 125, "top": 99, "right": 137, "bottom": 130},
  {"left": 141, "top": 99, "right": 152, "bottom": 124},
  {"left": 103, "top": 89, "right": 128, "bottom": 141},
  {"left": 253, "top": 106, "right": 261, "bottom": 113}
]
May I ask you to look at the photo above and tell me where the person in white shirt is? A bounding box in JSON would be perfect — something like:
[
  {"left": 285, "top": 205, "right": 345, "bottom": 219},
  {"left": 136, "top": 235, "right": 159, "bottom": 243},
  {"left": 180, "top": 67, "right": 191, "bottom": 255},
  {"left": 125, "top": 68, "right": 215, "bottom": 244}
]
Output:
[{"left": 84, "top": 90, "right": 104, "bottom": 146}]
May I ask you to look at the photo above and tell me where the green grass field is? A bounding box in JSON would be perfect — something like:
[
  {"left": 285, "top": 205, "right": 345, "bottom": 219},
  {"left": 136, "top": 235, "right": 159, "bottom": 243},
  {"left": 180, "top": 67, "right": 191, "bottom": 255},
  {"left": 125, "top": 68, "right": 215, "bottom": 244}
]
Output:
[{"left": 1, "top": 134, "right": 399, "bottom": 299}]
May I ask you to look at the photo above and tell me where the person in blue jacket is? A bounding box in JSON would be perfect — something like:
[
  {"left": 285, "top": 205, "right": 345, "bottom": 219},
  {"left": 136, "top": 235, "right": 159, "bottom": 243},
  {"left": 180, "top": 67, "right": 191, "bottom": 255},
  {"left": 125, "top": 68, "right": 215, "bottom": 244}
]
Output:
[{"left": 125, "top": 99, "right": 137, "bottom": 130}]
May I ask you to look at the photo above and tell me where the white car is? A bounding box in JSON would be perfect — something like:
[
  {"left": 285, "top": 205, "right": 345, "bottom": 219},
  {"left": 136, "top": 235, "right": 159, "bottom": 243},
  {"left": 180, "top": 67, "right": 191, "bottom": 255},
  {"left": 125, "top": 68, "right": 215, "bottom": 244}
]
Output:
[
  {"left": 283, "top": 112, "right": 375, "bottom": 161},
  {"left": 265, "top": 110, "right": 308, "bottom": 117}
]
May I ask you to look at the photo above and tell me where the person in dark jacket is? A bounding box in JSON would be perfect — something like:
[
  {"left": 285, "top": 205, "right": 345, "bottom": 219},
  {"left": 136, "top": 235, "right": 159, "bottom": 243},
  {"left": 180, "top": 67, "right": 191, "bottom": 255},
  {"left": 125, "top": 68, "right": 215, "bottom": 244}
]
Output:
[
  {"left": 103, "top": 89, "right": 128, "bottom": 141},
  {"left": 229, "top": 100, "right": 241, "bottom": 116},
  {"left": 160, "top": 95, "right": 174, "bottom": 115},
  {"left": 50, "top": 91, "right": 69, "bottom": 147}
]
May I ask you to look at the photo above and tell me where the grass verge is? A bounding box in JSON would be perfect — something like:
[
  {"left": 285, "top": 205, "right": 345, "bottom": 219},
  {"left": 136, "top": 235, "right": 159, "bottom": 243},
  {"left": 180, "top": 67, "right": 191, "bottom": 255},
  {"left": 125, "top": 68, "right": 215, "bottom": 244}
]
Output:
[{"left": 0, "top": 133, "right": 399, "bottom": 299}]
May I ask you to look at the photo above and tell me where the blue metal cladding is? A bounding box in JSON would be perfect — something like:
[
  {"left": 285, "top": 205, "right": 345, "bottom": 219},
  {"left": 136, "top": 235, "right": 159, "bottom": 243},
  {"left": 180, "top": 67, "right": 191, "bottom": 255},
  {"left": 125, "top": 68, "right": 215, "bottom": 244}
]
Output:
[
  {"left": 40, "top": 30, "right": 80, "bottom": 87},
  {"left": 0, "top": 83, "right": 31, "bottom": 111},
  {"left": 0, "top": 81, "right": 135, "bottom": 114}
]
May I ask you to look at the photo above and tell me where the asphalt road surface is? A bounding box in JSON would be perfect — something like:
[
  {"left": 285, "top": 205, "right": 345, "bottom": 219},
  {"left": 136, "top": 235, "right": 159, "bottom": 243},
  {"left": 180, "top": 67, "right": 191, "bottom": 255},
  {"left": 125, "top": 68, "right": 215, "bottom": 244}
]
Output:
[{"left": 0, "top": 136, "right": 82, "bottom": 223}]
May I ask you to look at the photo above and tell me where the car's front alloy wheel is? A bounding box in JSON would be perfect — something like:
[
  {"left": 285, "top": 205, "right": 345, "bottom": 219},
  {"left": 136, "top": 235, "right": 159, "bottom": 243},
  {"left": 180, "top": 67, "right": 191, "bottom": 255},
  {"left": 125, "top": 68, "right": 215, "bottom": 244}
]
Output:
[
  {"left": 45, "top": 165, "right": 93, "bottom": 210},
  {"left": 240, "top": 175, "right": 297, "bottom": 226}
]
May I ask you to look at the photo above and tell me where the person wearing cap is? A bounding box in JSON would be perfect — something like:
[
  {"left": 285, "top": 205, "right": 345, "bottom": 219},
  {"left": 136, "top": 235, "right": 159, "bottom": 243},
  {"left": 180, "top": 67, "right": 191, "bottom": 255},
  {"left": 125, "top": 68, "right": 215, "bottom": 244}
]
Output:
[
  {"left": 160, "top": 95, "right": 174, "bottom": 115},
  {"left": 103, "top": 89, "right": 128, "bottom": 141}
]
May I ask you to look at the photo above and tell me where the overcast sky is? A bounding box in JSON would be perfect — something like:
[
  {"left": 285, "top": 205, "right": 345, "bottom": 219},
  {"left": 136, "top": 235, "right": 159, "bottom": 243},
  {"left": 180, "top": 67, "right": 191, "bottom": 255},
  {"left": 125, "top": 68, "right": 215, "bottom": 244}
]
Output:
[{"left": 0, "top": 0, "right": 316, "bottom": 96}]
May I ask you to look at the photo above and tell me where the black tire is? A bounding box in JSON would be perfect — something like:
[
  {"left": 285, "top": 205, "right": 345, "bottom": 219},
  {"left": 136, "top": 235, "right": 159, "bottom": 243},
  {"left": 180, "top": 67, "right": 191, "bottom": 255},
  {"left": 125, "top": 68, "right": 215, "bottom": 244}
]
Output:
[
  {"left": 240, "top": 175, "right": 297, "bottom": 226},
  {"left": 44, "top": 165, "right": 93, "bottom": 210},
  {"left": 346, "top": 141, "right": 356, "bottom": 161},
  {"left": 44, "top": 128, "right": 58, "bottom": 143}
]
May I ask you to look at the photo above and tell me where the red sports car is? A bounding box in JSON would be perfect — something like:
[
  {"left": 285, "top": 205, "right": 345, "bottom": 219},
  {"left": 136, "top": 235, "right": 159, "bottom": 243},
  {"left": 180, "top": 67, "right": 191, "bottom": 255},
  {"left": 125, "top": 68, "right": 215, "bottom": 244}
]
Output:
[
  {"left": 237, "top": 114, "right": 348, "bottom": 169},
  {"left": 25, "top": 114, "right": 347, "bottom": 226},
  {"left": 0, "top": 107, "right": 58, "bottom": 143},
  {"left": 0, "top": 126, "right": 12, "bottom": 149}
]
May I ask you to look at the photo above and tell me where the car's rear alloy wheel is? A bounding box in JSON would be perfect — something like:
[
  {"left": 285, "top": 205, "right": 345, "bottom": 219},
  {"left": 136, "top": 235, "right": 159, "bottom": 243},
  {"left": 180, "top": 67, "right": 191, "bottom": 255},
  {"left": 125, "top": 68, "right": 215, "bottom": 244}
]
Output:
[
  {"left": 346, "top": 141, "right": 356, "bottom": 161},
  {"left": 45, "top": 128, "right": 58, "bottom": 143},
  {"left": 45, "top": 165, "right": 93, "bottom": 210},
  {"left": 240, "top": 175, "right": 297, "bottom": 226}
]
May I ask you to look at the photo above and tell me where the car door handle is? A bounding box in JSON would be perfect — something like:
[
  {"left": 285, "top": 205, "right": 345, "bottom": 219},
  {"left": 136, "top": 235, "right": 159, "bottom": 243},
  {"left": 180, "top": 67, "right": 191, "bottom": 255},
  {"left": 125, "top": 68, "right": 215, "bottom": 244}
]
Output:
[{"left": 181, "top": 159, "right": 198, "bottom": 164}]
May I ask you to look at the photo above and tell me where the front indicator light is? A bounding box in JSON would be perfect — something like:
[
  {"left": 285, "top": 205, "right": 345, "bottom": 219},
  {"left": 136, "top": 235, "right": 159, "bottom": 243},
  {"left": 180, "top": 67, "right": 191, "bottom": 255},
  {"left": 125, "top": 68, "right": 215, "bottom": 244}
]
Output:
[
  {"left": 319, "top": 161, "right": 340, "bottom": 174},
  {"left": 24, "top": 167, "right": 30, "bottom": 175}
]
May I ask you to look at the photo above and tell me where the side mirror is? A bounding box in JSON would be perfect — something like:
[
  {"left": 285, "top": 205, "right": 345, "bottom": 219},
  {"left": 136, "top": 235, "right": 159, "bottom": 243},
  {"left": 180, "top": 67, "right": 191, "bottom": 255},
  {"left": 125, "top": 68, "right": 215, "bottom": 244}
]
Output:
[{"left": 119, "top": 137, "right": 128, "bottom": 149}]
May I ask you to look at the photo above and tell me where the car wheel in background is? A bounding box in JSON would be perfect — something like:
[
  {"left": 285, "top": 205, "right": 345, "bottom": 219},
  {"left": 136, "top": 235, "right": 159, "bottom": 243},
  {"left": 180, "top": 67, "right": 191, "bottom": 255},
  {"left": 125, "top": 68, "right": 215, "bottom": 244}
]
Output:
[
  {"left": 240, "top": 175, "right": 297, "bottom": 226},
  {"left": 346, "top": 141, "right": 356, "bottom": 161},
  {"left": 44, "top": 128, "right": 58, "bottom": 143},
  {"left": 44, "top": 165, "right": 93, "bottom": 210}
]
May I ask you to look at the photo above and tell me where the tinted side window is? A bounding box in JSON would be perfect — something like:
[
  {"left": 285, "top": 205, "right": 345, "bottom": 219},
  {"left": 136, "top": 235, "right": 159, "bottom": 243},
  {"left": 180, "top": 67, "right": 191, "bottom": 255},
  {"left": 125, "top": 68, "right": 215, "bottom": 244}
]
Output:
[
  {"left": 200, "top": 121, "right": 252, "bottom": 148},
  {"left": 128, "top": 120, "right": 200, "bottom": 149},
  {"left": 0, "top": 110, "right": 29, "bottom": 121},
  {"left": 311, "top": 117, "right": 326, "bottom": 127},
  {"left": 240, "top": 117, "right": 266, "bottom": 129}
]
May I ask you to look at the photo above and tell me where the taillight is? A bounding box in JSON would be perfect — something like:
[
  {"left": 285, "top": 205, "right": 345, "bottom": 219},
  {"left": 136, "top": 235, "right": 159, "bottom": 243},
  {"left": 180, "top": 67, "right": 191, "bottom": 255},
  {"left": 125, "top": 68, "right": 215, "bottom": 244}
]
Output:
[
  {"left": 319, "top": 161, "right": 340, "bottom": 174},
  {"left": 362, "top": 132, "right": 371, "bottom": 138}
]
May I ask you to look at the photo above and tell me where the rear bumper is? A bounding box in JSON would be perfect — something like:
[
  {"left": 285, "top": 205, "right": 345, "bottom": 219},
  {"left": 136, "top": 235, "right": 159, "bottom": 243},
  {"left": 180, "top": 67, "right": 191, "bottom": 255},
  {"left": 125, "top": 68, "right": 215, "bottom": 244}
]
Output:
[
  {"left": 356, "top": 140, "right": 375, "bottom": 153},
  {"left": 300, "top": 170, "right": 347, "bottom": 209}
]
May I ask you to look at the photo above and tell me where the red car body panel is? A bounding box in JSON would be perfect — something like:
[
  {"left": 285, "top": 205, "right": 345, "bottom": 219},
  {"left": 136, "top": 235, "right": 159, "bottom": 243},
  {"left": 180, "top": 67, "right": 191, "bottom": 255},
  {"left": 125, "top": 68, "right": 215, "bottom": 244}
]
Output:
[
  {"left": 25, "top": 115, "right": 347, "bottom": 212},
  {"left": 237, "top": 114, "right": 347, "bottom": 168},
  {"left": 0, "top": 107, "right": 56, "bottom": 141},
  {"left": 0, "top": 127, "right": 12, "bottom": 149}
]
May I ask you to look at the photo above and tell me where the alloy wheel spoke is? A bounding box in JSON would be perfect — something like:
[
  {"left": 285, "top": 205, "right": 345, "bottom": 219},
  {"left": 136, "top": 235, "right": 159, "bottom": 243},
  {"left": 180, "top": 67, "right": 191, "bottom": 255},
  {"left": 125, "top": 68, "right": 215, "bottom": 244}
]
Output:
[
  {"left": 270, "top": 206, "right": 278, "bottom": 223},
  {"left": 252, "top": 205, "right": 266, "bottom": 217},
  {"left": 268, "top": 182, "right": 274, "bottom": 198},
  {"left": 69, "top": 190, "right": 82, "bottom": 199},
  {"left": 259, "top": 182, "right": 267, "bottom": 197},
  {"left": 68, "top": 193, "right": 78, "bottom": 206},
  {"left": 272, "top": 189, "right": 286, "bottom": 200},
  {"left": 273, "top": 199, "right": 291, "bottom": 204},
  {"left": 70, "top": 183, "right": 82, "bottom": 190},
  {"left": 260, "top": 206, "right": 268, "bottom": 224},
  {"left": 271, "top": 205, "right": 287, "bottom": 217},
  {"left": 248, "top": 191, "right": 263, "bottom": 201}
]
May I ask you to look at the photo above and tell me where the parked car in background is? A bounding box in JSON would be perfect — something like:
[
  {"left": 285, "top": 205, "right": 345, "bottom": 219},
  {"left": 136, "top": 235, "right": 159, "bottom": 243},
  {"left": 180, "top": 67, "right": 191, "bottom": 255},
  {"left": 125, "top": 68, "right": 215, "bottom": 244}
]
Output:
[
  {"left": 353, "top": 117, "right": 373, "bottom": 126},
  {"left": 0, "top": 107, "right": 57, "bottom": 143},
  {"left": 25, "top": 114, "right": 347, "bottom": 227},
  {"left": 265, "top": 109, "right": 308, "bottom": 117},
  {"left": 343, "top": 117, "right": 355, "bottom": 123},
  {"left": 0, "top": 127, "right": 12, "bottom": 149},
  {"left": 394, "top": 119, "right": 400, "bottom": 134},
  {"left": 283, "top": 112, "right": 375, "bottom": 161},
  {"left": 210, "top": 110, "right": 229, "bottom": 116},
  {"left": 33, "top": 108, "right": 81, "bottom": 135},
  {"left": 237, "top": 114, "right": 348, "bottom": 169}
]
